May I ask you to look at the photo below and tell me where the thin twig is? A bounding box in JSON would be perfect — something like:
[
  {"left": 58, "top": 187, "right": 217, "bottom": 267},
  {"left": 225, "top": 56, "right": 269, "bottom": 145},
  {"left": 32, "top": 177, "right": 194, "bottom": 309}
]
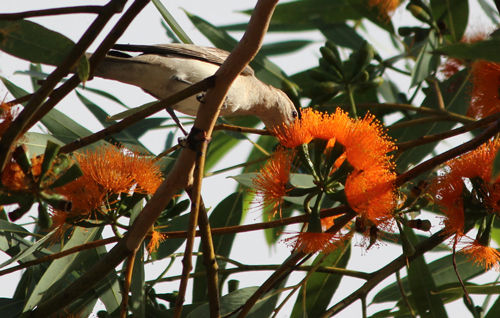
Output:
[
  {"left": 321, "top": 229, "right": 453, "bottom": 317},
  {"left": 120, "top": 252, "right": 136, "bottom": 318},
  {"left": 0, "top": 0, "right": 127, "bottom": 171},
  {"left": 431, "top": 79, "right": 446, "bottom": 111},
  {"left": 59, "top": 78, "right": 214, "bottom": 154},
  {"left": 213, "top": 123, "right": 272, "bottom": 135},
  {"left": 396, "top": 111, "right": 500, "bottom": 151},
  {"left": 0, "top": 6, "right": 105, "bottom": 20},
  {"left": 0, "top": 236, "right": 118, "bottom": 277},
  {"left": 396, "top": 119, "right": 500, "bottom": 187},
  {"left": 387, "top": 115, "right": 471, "bottom": 131}
]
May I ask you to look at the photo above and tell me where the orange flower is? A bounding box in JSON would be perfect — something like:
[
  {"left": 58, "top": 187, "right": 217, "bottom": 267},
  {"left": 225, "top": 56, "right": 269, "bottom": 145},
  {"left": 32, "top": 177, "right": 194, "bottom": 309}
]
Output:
[
  {"left": 147, "top": 230, "right": 167, "bottom": 255},
  {"left": 2, "top": 155, "right": 44, "bottom": 191},
  {"left": 440, "top": 28, "right": 490, "bottom": 79},
  {"left": 468, "top": 60, "right": 500, "bottom": 119},
  {"left": 460, "top": 239, "right": 500, "bottom": 271},
  {"left": 344, "top": 113, "right": 396, "bottom": 171},
  {"left": 54, "top": 145, "right": 163, "bottom": 222},
  {"left": 345, "top": 168, "right": 398, "bottom": 226},
  {"left": 0, "top": 102, "right": 19, "bottom": 138},
  {"left": 283, "top": 231, "right": 343, "bottom": 254},
  {"left": 252, "top": 148, "right": 295, "bottom": 216},
  {"left": 430, "top": 139, "right": 500, "bottom": 237},
  {"left": 367, "top": 0, "right": 401, "bottom": 19},
  {"left": 272, "top": 108, "right": 314, "bottom": 148}
]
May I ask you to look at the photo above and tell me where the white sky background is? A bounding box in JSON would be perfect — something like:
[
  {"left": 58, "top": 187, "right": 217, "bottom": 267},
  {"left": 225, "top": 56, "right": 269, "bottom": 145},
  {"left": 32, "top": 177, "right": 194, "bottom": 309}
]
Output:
[{"left": 1, "top": 0, "right": 499, "bottom": 317}]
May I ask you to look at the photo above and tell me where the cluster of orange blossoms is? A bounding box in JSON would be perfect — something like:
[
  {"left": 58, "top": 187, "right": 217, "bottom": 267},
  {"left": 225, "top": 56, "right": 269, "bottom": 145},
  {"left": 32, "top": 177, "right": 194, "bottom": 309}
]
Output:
[
  {"left": 430, "top": 139, "right": 500, "bottom": 271},
  {"left": 367, "top": 0, "right": 402, "bottom": 20},
  {"left": 51, "top": 145, "right": 163, "bottom": 238},
  {"left": 252, "top": 108, "right": 398, "bottom": 254}
]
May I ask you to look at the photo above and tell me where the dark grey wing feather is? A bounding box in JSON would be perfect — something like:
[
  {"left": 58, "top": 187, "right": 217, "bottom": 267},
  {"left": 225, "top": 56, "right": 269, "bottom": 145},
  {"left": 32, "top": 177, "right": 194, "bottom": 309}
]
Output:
[{"left": 111, "top": 43, "right": 255, "bottom": 76}]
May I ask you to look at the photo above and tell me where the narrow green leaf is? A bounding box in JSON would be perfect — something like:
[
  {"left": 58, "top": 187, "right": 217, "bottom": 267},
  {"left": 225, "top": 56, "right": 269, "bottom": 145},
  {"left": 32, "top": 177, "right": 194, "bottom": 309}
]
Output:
[
  {"left": 92, "top": 244, "right": 122, "bottom": 314},
  {"left": 193, "top": 192, "right": 244, "bottom": 302},
  {"left": 0, "top": 229, "right": 56, "bottom": 269},
  {"left": 130, "top": 242, "right": 146, "bottom": 317},
  {"left": 149, "top": 213, "right": 190, "bottom": 261},
  {"left": 393, "top": 69, "right": 471, "bottom": 173},
  {"left": 153, "top": 0, "right": 193, "bottom": 44},
  {"left": 260, "top": 40, "right": 313, "bottom": 56},
  {"left": 372, "top": 249, "right": 486, "bottom": 304},
  {"left": 0, "top": 298, "right": 24, "bottom": 318},
  {"left": 290, "top": 241, "right": 351, "bottom": 318},
  {"left": 410, "top": 29, "right": 440, "bottom": 88},
  {"left": 405, "top": 227, "right": 448, "bottom": 318},
  {"left": 484, "top": 295, "right": 500, "bottom": 318},
  {"left": 434, "top": 38, "right": 500, "bottom": 63},
  {"left": 320, "top": 23, "right": 365, "bottom": 50},
  {"left": 477, "top": 0, "right": 500, "bottom": 24},
  {"left": 0, "top": 220, "right": 30, "bottom": 238},
  {"left": 20, "top": 133, "right": 63, "bottom": 157},
  {"left": 430, "top": 0, "right": 468, "bottom": 43},
  {"left": 184, "top": 11, "right": 292, "bottom": 89},
  {"left": 22, "top": 227, "right": 101, "bottom": 312},
  {"left": 0, "top": 20, "right": 77, "bottom": 66}
]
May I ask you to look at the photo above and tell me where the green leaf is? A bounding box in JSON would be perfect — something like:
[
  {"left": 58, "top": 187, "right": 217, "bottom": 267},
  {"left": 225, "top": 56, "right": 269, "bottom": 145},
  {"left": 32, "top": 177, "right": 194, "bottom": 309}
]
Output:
[
  {"left": 92, "top": 244, "right": 122, "bottom": 314},
  {"left": 254, "top": 0, "right": 394, "bottom": 33},
  {"left": 205, "top": 116, "right": 261, "bottom": 171},
  {"left": 393, "top": 69, "right": 471, "bottom": 173},
  {"left": 0, "top": 298, "right": 24, "bottom": 318},
  {"left": 0, "top": 20, "right": 78, "bottom": 66},
  {"left": 184, "top": 11, "right": 292, "bottom": 89},
  {"left": 434, "top": 38, "right": 500, "bottom": 63},
  {"left": 290, "top": 240, "right": 351, "bottom": 318},
  {"left": 477, "top": 0, "right": 500, "bottom": 25},
  {"left": 193, "top": 192, "right": 244, "bottom": 302},
  {"left": 485, "top": 295, "right": 500, "bottom": 318},
  {"left": 22, "top": 227, "right": 101, "bottom": 312},
  {"left": 149, "top": 213, "right": 190, "bottom": 261},
  {"left": 0, "top": 220, "right": 30, "bottom": 238},
  {"left": 410, "top": 29, "right": 440, "bottom": 88},
  {"left": 405, "top": 227, "right": 448, "bottom": 318},
  {"left": 75, "top": 91, "right": 157, "bottom": 151},
  {"left": 187, "top": 285, "right": 284, "bottom": 318},
  {"left": 130, "top": 242, "right": 146, "bottom": 317},
  {"left": 319, "top": 23, "right": 365, "bottom": 50},
  {"left": 372, "top": 251, "right": 486, "bottom": 304},
  {"left": 20, "top": 132, "right": 64, "bottom": 157},
  {"left": 430, "top": 0, "right": 468, "bottom": 43},
  {"left": 0, "top": 229, "right": 56, "bottom": 269},
  {"left": 260, "top": 40, "right": 313, "bottom": 56},
  {"left": 153, "top": 0, "right": 193, "bottom": 44}
]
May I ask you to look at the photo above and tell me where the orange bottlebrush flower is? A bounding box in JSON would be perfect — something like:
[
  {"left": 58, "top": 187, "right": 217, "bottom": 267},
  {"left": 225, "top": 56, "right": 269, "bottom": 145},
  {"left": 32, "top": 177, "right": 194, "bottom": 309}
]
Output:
[
  {"left": 460, "top": 239, "right": 500, "bottom": 271},
  {"left": 440, "top": 28, "right": 490, "bottom": 79},
  {"left": 468, "top": 60, "right": 500, "bottom": 119},
  {"left": 283, "top": 231, "right": 342, "bottom": 254},
  {"left": 367, "top": 0, "right": 401, "bottom": 19},
  {"left": 252, "top": 148, "right": 295, "bottom": 216},
  {"left": 271, "top": 108, "right": 315, "bottom": 148},
  {"left": 0, "top": 102, "right": 19, "bottom": 138},
  {"left": 2, "top": 155, "right": 44, "bottom": 191},
  {"left": 345, "top": 168, "right": 398, "bottom": 226},
  {"left": 74, "top": 145, "right": 163, "bottom": 195},
  {"left": 147, "top": 230, "right": 167, "bottom": 254},
  {"left": 344, "top": 113, "right": 396, "bottom": 171}
]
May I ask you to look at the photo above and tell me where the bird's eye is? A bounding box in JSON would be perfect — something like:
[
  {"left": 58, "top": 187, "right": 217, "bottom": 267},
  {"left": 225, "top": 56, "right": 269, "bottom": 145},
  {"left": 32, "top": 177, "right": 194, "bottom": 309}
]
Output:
[{"left": 292, "top": 110, "right": 298, "bottom": 119}]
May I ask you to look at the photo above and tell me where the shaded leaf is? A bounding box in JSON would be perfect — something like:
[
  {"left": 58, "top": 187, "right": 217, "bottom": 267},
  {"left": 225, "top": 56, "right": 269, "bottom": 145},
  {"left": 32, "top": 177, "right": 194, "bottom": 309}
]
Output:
[
  {"left": 290, "top": 240, "right": 351, "bottom": 318},
  {"left": 434, "top": 38, "right": 500, "bottom": 63},
  {"left": 193, "top": 192, "right": 244, "bottom": 302},
  {"left": 260, "top": 40, "right": 313, "bottom": 56},
  {"left": 410, "top": 29, "right": 440, "bottom": 88},
  {"left": 430, "top": 0, "right": 468, "bottom": 42},
  {"left": 0, "top": 298, "right": 24, "bottom": 318},
  {"left": 320, "top": 23, "right": 365, "bottom": 50}
]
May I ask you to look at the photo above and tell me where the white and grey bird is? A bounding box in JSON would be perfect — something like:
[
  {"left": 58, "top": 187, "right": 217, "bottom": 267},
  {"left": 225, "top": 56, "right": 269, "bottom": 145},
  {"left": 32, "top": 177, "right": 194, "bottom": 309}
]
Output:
[{"left": 90, "top": 43, "right": 298, "bottom": 128}]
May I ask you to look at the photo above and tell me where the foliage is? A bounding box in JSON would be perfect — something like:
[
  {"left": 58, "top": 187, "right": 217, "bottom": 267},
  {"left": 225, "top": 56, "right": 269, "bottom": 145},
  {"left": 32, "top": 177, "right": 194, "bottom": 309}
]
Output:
[{"left": 1, "top": 0, "right": 500, "bottom": 317}]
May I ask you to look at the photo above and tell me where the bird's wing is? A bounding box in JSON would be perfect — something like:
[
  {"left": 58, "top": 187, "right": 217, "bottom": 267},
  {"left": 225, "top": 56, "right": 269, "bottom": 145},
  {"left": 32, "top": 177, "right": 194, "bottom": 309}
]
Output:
[{"left": 111, "top": 43, "right": 255, "bottom": 76}]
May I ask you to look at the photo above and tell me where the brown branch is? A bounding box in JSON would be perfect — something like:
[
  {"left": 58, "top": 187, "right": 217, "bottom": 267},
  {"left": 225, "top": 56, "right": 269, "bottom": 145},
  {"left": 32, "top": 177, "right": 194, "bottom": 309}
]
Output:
[
  {"left": 0, "top": 6, "right": 105, "bottom": 20},
  {"left": 396, "top": 111, "right": 500, "bottom": 152},
  {"left": 396, "top": 118, "right": 500, "bottom": 187},
  {"left": 236, "top": 209, "right": 357, "bottom": 317},
  {"left": 120, "top": 252, "right": 136, "bottom": 318},
  {"left": 28, "top": 0, "right": 280, "bottom": 316},
  {"left": 0, "top": 236, "right": 118, "bottom": 277},
  {"left": 0, "top": 0, "right": 127, "bottom": 171},
  {"left": 321, "top": 229, "right": 453, "bottom": 317},
  {"left": 387, "top": 115, "right": 469, "bottom": 131},
  {"left": 213, "top": 123, "right": 272, "bottom": 135},
  {"left": 59, "top": 78, "right": 214, "bottom": 154}
]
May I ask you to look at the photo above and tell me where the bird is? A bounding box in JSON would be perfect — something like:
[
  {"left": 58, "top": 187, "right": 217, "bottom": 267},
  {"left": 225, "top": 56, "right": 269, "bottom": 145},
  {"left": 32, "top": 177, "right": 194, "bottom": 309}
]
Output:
[{"left": 89, "top": 43, "right": 299, "bottom": 129}]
